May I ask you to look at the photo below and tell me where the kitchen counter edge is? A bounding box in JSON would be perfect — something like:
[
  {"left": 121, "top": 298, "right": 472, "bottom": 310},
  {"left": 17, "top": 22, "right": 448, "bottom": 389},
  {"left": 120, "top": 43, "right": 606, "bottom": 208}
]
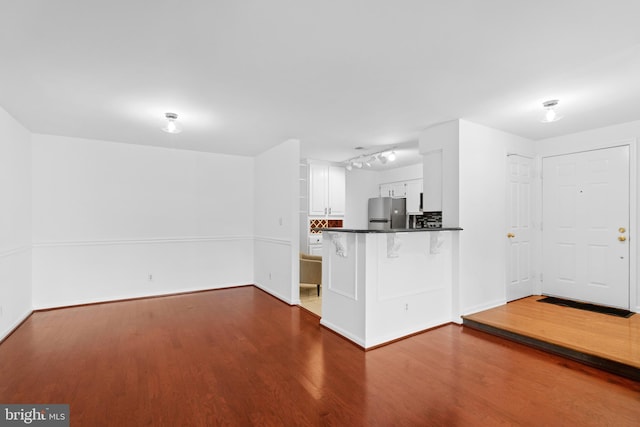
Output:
[{"left": 315, "top": 227, "right": 463, "bottom": 233}]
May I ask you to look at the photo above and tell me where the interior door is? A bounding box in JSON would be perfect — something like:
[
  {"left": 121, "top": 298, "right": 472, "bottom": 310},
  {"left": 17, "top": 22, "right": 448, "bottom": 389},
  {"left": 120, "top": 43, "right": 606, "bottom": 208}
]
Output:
[
  {"left": 542, "top": 146, "right": 630, "bottom": 309},
  {"left": 506, "top": 155, "right": 534, "bottom": 301}
]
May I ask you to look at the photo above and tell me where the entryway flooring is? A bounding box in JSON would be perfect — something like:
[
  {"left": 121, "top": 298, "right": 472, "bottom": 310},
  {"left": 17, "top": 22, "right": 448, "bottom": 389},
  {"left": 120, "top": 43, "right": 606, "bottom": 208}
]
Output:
[
  {"left": 462, "top": 296, "right": 640, "bottom": 381},
  {"left": 299, "top": 286, "right": 322, "bottom": 317}
]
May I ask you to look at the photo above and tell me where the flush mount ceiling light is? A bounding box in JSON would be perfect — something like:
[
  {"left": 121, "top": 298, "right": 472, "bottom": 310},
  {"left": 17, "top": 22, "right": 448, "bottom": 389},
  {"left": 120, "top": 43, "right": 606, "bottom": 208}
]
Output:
[
  {"left": 541, "top": 100, "right": 563, "bottom": 123},
  {"left": 162, "top": 112, "right": 183, "bottom": 134},
  {"left": 343, "top": 147, "right": 397, "bottom": 170}
]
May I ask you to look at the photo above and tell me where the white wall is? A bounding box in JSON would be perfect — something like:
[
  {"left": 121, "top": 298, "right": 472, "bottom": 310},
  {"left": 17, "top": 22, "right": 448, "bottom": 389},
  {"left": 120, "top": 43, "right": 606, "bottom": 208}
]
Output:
[
  {"left": 254, "top": 139, "right": 300, "bottom": 304},
  {"left": 0, "top": 106, "right": 32, "bottom": 340},
  {"left": 458, "top": 120, "right": 534, "bottom": 315},
  {"left": 420, "top": 120, "right": 460, "bottom": 227},
  {"left": 376, "top": 162, "right": 423, "bottom": 186},
  {"left": 536, "top": 119, "right": 640, "bottom": 312},
  {"left": 31, "top": 134, "right": 254, "bottom": 308},
  {"left": 419, "top": 119, "right": 534, "bottom": 320}
]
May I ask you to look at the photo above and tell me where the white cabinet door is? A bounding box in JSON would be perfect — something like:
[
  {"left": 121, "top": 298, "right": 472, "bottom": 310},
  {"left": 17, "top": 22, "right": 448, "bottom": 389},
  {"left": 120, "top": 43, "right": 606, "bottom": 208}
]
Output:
[
  {"left": 391, "top": 182, "right": 407, "bottom": 197},
  {"left": 423, "top": 150, "right": 442, "bottom": 212},
  {"left": 380, "top": 182, "right": 407, "bottom": 198},
  {"left": 406, "top": 180, "right": 423, "bottom": 213},
  {"left": 379, "top": 183, "right": 393, "bottom": 197},
  {"left": 309, "top": 163, "right": 328, "bottom": 216},
  {"left": 308, "top": 163, "right": 345, "bottom": 217},
  {"left": 328, "top": 166, "right": 345, "bottom": 216}
]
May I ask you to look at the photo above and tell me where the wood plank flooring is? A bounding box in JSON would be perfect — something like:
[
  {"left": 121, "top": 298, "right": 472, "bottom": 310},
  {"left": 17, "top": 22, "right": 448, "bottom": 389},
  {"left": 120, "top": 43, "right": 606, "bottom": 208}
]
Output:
[
  {"left": 1, "top": 287, "right": 639, "bottom": 426},
  {"left": 463, "top": 296, "right": 640, "bottom": 379}
]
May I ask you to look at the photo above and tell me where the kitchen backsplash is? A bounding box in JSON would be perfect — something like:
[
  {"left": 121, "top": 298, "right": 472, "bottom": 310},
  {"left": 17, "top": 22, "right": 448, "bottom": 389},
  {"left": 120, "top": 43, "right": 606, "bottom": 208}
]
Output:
[{"left": 309, "top": 219, "right": 343, "bottom": 233}]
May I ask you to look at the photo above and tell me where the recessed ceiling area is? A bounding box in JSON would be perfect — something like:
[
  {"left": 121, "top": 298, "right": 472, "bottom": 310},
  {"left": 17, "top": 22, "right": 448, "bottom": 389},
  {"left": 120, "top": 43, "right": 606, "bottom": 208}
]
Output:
[{"left": 1, "top": 1, "right": 640, "bottom": 164}]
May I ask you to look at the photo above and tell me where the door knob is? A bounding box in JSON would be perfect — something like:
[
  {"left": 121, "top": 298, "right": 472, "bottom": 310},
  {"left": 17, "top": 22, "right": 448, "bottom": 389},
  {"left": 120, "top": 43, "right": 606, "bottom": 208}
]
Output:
[
  {"left": 507, "top": 233, "right": 515, "bottom": 238},
  {"left": 618, "top": 236, "right": 627, "bottom": 242},
  {"left": 619, "top": 227, "right": 626, "bottom": 233}
]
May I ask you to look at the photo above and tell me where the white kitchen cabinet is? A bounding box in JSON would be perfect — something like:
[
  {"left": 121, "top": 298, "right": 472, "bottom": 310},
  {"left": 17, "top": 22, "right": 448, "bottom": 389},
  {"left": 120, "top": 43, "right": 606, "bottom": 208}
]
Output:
[
  {"left": 379, "top": 182, "right": 407, "bottom": 198},
  {"left": 327, "top": 166, "right": 345, "bottom": 216},
  {"left": 379, "top": 178, "right": 423, "bottom": 212},
  {"left": 406, "top": 179, "right": 423, "bottom": 213},
  {"left": 309, "top": 163, "right": 345, "bottom": 217},
  {"left": 423, "top": 150, "right": 442, "bottom": 212}
]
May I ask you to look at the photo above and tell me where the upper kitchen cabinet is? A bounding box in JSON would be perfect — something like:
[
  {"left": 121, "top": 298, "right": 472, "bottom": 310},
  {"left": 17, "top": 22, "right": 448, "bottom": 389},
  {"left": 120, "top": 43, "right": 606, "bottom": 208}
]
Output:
[
  {"left": 406, "top": 179, "right": 423, "bottom": 214},
  {"left": 308, "top": 162, "right": 345, "bottom": 217},
  {"left": 379, "top": 182, "right": 407, "bottom": 198},
  {"left": 379, "top": 179, "right": 423, "bottom": 213}
]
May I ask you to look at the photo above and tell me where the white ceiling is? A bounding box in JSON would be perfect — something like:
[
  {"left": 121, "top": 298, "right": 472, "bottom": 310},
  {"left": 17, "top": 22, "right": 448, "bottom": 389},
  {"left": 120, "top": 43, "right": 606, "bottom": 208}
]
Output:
[{"left": 2, "top": 1, "right": 640, "bottom": 167}]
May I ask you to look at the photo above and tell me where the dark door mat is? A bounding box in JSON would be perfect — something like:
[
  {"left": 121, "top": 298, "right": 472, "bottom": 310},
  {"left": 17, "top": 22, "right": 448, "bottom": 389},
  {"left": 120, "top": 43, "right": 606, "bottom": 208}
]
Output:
[{"left": 538, "top": 296, "right": 634, "bottom": 318}]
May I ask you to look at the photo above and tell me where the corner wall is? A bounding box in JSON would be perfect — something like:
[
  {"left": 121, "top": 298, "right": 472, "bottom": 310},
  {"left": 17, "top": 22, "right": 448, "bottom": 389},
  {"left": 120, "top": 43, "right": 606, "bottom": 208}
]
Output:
[
  {"left": 419, "top": 120, "right": 534, "bottom": 321},
  {"left": 458, "top": 120, "right": 534, "bottom": 315},
  {"left": 31, "top": 134, "right": 254, "bottom": 308},
  {"left": 253, "top": 139, "right": 300, "bottom": 304},
  {"left": 0, "top": 106, "right": 32, "bottom": 340}
]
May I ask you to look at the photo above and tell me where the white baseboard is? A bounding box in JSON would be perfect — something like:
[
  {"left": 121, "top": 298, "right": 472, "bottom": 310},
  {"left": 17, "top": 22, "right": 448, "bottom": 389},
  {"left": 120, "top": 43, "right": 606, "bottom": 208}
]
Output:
[
  {"left": 365, "top": 317, "right": 451, "bottom": 348},
  {"left": 319, "top": 319, "right": 366, "bottom": 348},
  {"left": 0, "top": 309, "right": 33, "bottom": 343},
  {"left": 32, "top": 283, "right": 250, "bottom": 311},
  {"left": 253, "top": 282, "right": 295, "bottom": 306}
]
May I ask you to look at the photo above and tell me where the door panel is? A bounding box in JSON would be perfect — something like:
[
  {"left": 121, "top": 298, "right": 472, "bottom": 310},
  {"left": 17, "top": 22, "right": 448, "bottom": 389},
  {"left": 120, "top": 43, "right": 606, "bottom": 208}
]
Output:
[
  {"left": 542, "top": 146, "right": 630, "bottom": 309},
  {"left": 506, "top": 155, "right": 533, "bottom": 301}
]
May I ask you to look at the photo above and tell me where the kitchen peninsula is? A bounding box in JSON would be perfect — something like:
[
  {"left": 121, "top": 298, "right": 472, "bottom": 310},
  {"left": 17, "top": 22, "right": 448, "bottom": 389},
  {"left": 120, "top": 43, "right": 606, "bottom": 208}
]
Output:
[{"left": 319, "top": 227, "right": 462, "bottom": 349}]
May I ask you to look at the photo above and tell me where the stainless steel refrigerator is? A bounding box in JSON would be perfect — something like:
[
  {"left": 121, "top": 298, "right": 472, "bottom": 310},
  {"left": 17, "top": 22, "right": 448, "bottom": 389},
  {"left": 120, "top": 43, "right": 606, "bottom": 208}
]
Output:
[{"left": 368, "top": 197, "right": 407, "bottom": 230}]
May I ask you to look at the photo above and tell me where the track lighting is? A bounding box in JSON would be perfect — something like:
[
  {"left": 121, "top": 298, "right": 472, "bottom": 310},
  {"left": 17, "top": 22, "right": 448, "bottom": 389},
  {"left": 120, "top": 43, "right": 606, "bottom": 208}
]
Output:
[
  {"left": 162, "top": 112, "right": 183, "bottom": 134},
  {"left": 343, "top": 147, "right": 397, "bottom": 170}
]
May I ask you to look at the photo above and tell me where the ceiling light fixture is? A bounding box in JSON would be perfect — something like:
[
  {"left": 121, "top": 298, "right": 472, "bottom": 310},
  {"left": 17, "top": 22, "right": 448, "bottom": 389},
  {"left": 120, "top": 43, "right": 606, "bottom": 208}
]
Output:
[
  {"left": 162, "top": 112, "right": 183, "bottom": 134},
  {"left": 344, "top": 147, "right": 397, "bottom": 170},
  {"left": 541, "top": 100, "right": 563, "bottom": 123}
]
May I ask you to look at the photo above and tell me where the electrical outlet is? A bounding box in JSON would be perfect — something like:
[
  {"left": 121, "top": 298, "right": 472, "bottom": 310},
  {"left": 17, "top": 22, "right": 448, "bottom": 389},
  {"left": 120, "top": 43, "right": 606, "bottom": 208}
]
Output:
[
  {"left": 148, "top": 274, "right": 153, "bottom": 281},
  {"left": 405, "top": 303, "right": 409, "bottom": 311},
  {"left": 269, "top": 272, "right": 272, "bottom": 280}
]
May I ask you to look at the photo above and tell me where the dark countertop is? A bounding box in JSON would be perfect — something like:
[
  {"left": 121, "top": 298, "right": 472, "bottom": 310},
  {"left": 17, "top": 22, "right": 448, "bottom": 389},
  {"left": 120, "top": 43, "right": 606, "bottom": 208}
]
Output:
[{"left": 316, "top": 227, "right": 463, "bottom": 233}]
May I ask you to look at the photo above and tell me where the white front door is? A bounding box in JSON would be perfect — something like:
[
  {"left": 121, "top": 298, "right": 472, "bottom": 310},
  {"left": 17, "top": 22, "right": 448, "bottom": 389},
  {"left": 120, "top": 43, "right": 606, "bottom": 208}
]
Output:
[
  {"left": 506, "top": 155, "right": 534, "bottom": 301},
  {"left": 542, "top": 146, "right": 630, "bottom": 309}
]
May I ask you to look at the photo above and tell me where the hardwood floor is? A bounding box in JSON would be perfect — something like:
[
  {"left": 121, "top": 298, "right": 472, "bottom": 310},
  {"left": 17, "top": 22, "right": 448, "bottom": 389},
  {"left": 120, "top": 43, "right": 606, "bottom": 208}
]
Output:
[
  {"left": 1, "top": 287, "right": 639, "bottom": 426},
  {"left": 463, "top": 295, "right": 640, "bottom": 379}
]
